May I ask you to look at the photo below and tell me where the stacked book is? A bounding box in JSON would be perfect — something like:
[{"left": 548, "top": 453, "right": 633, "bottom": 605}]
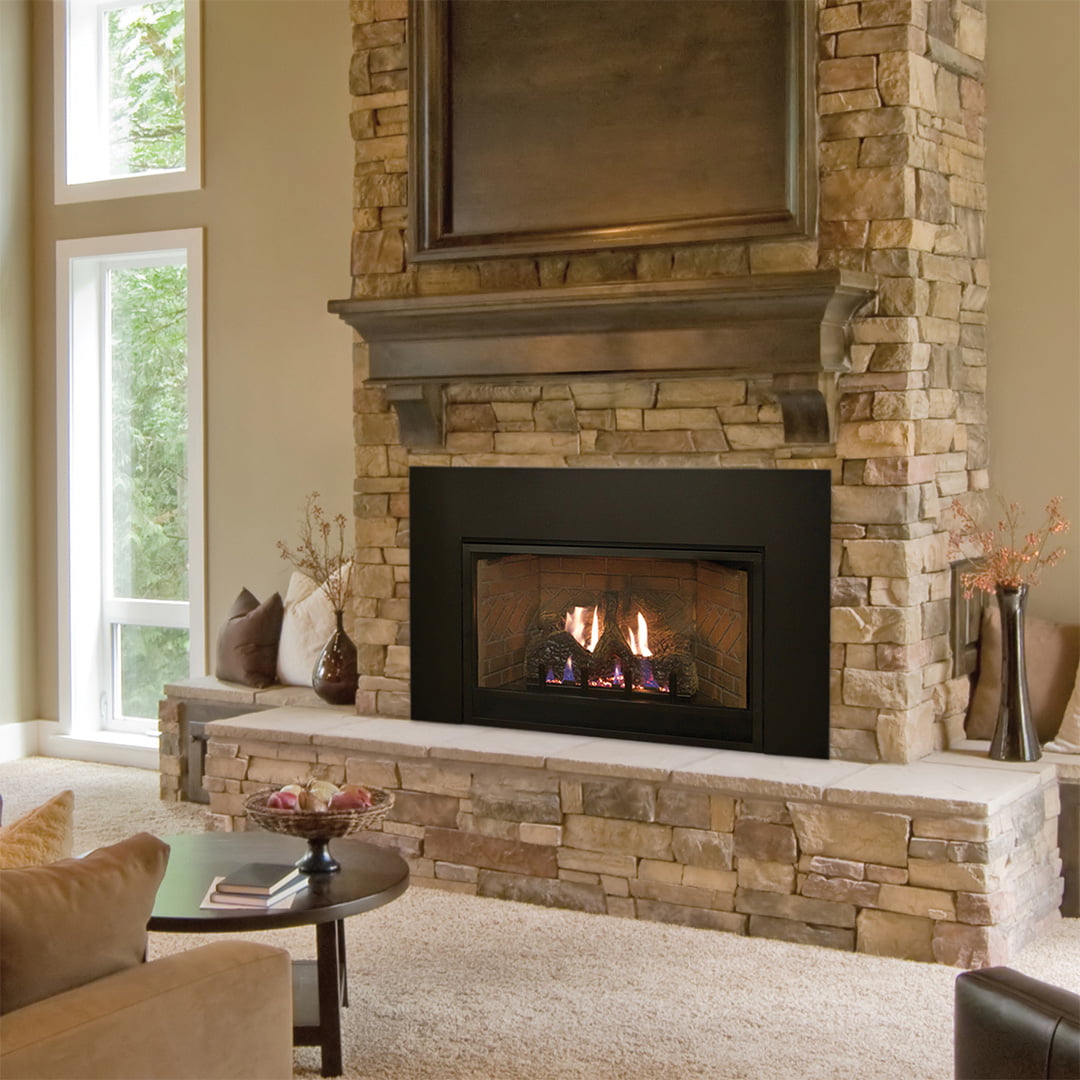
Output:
[{"left": 201, "top": 863, "right": 309, "bottom": 909}]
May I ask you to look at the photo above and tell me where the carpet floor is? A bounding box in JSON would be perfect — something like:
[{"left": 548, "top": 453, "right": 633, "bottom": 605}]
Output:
[{"left": 2, "top": 755, "right": 1077, "bottom": 1080}]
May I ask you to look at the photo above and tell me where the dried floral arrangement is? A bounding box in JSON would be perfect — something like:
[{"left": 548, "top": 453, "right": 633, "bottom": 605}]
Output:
[
  {"left": 949, "top": 495, "right": 1070, "bottom": 597},
  {"left": 277, "top": 492, "right": 356, "bottom": 612}
]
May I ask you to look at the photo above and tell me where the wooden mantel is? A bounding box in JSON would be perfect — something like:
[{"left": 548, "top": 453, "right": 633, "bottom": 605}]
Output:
[{"left": 329, "top": 270, "right": 876, "bottom": 448}]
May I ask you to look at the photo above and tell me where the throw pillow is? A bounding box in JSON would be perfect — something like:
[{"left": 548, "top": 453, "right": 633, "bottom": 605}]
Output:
[
  {"left": 0, "top": 831, "right": 169, "bottom": 1014},
  {"left": 966, "top": 606, "right": 1080, "bottom": 742},
  {"left": 215, "top": 587, "right": 284, "bottom": 688},
  {"left": 276, "top": 568, "right": 356, "bottom": 686},
  {"left": 0, "top": 789, "right": 74, "bottom": 869},
  {"left": 1046, "top": 667, "right": 1080, "bottom": 753}
]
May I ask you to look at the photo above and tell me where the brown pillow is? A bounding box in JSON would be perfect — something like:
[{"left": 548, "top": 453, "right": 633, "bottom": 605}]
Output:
[
  {"left": 966, "top": 606, "right": 1080, "bottom": 742},
  {"left": 0, "top": 832, "right": 169, "bottom": 1014},
  {"left": 215, "top": 587, "right": 283, "bottom": 688},
  {"left": 0, "top": 790, "right": 74, "bottom": 869}
]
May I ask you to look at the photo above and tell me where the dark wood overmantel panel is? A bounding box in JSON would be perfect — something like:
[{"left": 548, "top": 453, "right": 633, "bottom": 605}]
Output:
[
  {"left": 329, "top": 270, "right": 876, "bottom": 447},
  {"left": 409, "top": 0, "right": 817, "bottom": 261}
]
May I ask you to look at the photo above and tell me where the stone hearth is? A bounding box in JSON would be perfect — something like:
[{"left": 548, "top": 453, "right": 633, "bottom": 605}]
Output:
[{"left": 200, "top": 706, "right": 1062, "bottom": 967}]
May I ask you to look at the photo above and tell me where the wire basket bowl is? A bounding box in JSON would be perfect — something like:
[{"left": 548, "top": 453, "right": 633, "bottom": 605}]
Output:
[
  {"left": 243, "top": 787, "right": 394, "bottom": 872},
  {"left": 244, "top": 788, "right": 393, "bottom": 837}
]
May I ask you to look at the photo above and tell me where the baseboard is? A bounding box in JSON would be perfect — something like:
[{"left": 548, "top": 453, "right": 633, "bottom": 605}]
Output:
[
  {"left": 0, "top": 721, "right": 43, "bottom": 761},
  {"left": 35, "top": 721, "right": 158, "bottom": 770}
]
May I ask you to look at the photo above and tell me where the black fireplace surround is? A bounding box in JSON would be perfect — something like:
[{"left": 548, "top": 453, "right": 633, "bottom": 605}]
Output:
[{"left": 410, "top": 467, "right": 830, "bottom": 758}]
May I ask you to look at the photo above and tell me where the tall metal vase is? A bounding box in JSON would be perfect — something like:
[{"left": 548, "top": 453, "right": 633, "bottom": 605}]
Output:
[
  {"left": 312, "top": 609, "right": 359, "bottom": 706},
  {"left": 989, "top": 585, "right": 1042, "bottom": 762}
]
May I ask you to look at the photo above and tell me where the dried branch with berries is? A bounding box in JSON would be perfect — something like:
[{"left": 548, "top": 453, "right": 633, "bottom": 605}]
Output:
[
  {"left": 949, "top": 495, "right": 1070, "bottom": 597},
  {"left": 277, "top": 492, "right": 356, "bottom": 612}
]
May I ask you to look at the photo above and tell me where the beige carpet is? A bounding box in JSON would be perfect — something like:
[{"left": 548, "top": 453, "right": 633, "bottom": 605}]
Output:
[{"left": 3, "top": 756, "right": 1078, "bottom": 1080}]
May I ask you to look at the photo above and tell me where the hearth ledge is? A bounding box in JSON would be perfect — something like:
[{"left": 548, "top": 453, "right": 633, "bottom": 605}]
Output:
[{"left": 203, "top": 708, "right": 1054, "bottom": 814}]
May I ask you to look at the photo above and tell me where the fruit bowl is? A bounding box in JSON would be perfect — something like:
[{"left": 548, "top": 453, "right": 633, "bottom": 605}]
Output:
[{"left": 244, "top": 786, "right": 393, "bottom": 873}]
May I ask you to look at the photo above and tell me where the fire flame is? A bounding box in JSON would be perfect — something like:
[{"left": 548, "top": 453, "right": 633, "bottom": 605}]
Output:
[
  {"left": 565, "top": 606, "right": 600, "bottom": 652},
  {"left": 549, "top": 605, "right": 666, "bottom": 693},
  {"left": 627, "top": 611, "right": 652, "bottom": 657}
]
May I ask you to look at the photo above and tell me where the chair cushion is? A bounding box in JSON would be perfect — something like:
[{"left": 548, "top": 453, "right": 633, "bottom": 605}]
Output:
[
  {"left": 215, "top": 587, "right": 284, "bottom": 688},
  {"left": 0, "top": 790, "right": 74, "bottom": 869},
  {"left": 965, "top": 606, "right": 1080, "bottom": 742},
  {"left": 0, "top": 832, "right": 169, "bottom": 1014}
]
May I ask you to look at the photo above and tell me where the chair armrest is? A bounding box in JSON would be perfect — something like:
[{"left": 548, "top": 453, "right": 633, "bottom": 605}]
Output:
[
  {"left": 0, "top": 941, "right": 293, "bottom": 1080},
  {"left": 955, "top": 966, "right": 1080, "bottom": 1079}
]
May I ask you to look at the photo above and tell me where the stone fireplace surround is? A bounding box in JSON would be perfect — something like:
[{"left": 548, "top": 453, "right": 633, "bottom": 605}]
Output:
[
  {"left": 158, "top": 0, "right": 1072, "bottom": 966},
  {"left": 333, "top": 0, "right": 993, "bottom": 768}
]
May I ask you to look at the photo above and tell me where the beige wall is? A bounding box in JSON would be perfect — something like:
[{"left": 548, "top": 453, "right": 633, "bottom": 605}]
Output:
[
  {"left": 1, "top": 0, "right": 35, "bottom": 727},
  {"left": 986, "top": 0, "right": 1080, "bottom": 625},
  {"left": 32, "top": 0, "right": 354, "bottom": 720}
]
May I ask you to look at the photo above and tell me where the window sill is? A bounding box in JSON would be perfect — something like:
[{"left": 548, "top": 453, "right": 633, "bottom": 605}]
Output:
[{"left": 35, "top": 721, "right": 159, "bottom": 770}]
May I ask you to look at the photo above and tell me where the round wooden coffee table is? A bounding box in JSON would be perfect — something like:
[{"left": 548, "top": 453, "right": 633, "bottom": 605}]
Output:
[{"left": 149, "top": 831, "right": 409, "bottom": 1077}]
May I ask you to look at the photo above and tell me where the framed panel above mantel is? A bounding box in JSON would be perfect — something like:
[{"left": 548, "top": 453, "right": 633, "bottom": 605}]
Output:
[{"left": 409, "top": 0, "right": 818, "bottom": 263}]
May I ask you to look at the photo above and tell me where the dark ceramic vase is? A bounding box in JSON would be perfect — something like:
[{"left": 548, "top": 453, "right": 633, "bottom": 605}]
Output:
[
  {"left": 312, "top": 610, "right": 359, "bottom": 706},
  {"left": 989, "top": 585, "right": 1041, "bottom": 762}
]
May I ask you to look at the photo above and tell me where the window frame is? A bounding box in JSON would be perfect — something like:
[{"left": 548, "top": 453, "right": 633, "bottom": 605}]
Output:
[
  {"left": 54, "top": 0, "right": 203, "bottom": 204},
  {"left": 56, "top": 228, "right": 206, "bottom": 738}
]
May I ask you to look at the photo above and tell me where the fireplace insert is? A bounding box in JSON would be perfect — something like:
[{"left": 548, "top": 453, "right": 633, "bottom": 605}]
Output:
[{"left": 410, "top": 467, "right": 830, "bottom": 757}]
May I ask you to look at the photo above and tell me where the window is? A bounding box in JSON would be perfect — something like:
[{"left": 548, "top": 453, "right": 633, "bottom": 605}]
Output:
[
  {"left": 57, "top": 229, "right": 205, "bottom": 737},
  {"left": 55, "top": 0, "right": 201, "bottom": 203}
]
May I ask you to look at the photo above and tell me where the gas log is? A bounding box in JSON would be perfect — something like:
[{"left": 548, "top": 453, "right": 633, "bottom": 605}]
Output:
[{"left": 526, "top": 591, "right": 698, "bottom": 699}]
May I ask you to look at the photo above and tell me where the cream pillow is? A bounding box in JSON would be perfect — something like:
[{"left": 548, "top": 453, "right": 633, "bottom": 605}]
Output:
[
  {"left": 1046, "top": 667, "right": 1080, "bottom": 752},
  {"left": 276, "top": 569, "right": 357, "bottom": 686},
  {"left": 0, "top": 790, "right": 74, "bottom": 869}
]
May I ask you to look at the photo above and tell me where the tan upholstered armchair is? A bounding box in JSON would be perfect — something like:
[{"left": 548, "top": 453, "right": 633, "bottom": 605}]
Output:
[{"left": 0, "top": 829, "right": 293, "bottom": 1080}]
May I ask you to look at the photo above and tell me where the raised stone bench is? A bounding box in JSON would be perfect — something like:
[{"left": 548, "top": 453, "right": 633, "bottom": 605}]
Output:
[
  {"left": 201, "top": 708, "right": 1065, "bottom": 967},
  {"left": 158, "top": 677, "right": 347, "bottom": 803}
]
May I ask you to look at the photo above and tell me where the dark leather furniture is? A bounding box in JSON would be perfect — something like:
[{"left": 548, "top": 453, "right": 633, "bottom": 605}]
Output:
[{"left": 955, "top": 967, "right": 1080, "bottom": 1079}]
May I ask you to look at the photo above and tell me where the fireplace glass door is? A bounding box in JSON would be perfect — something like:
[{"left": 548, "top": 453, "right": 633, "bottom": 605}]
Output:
[{"left": 467, "top": 543, "right": 762, "bottom": 746}]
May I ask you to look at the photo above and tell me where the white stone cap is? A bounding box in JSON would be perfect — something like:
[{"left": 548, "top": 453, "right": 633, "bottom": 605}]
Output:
[
  {"left": 206, "top": 708, "right": 1059, "bottom": 816},
  {"left": 164, "top": 675, "right": 324, "bottom": 709},
  {"left": 165, "top": 675, "right": 259, "bottom": 704},
  {"left": 937, "top": 738, "right": 1080, "bottom": 783}
]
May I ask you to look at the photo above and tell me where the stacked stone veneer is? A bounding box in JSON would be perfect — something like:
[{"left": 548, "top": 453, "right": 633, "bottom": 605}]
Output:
[
  {"left": 203, "top": 712, "right": 1062, "bottom": 966},
  {"left": 345, "top": 0, "right": 991, "bottom": 764}
]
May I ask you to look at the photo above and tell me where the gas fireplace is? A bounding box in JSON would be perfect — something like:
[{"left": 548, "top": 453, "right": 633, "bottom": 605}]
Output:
[{"left": 410, "top": 467, "right": 831, "bottom": 758}]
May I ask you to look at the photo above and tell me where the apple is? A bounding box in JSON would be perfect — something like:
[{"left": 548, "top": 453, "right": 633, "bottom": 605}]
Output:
[
  {"left": 329, "top": 784, "right": 374, "bottom": 811},
  {"left": 266, "top": 789, "right": 299, "bottom": 811}
]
